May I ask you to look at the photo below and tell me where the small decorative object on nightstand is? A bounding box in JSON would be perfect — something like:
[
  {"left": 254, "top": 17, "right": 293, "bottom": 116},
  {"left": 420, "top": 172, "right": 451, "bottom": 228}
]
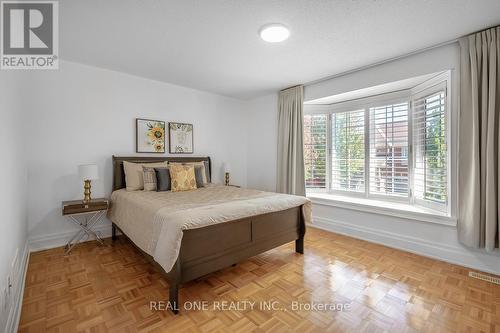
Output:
[
  {"left": 62, "top": 198, "right": 109, "bottom": 254},
  {"left": 78, "top": 164, "right": 99, "bottom": 203},
  {"left": 223, "top": 162, "right": 231, "bottom": 186}
]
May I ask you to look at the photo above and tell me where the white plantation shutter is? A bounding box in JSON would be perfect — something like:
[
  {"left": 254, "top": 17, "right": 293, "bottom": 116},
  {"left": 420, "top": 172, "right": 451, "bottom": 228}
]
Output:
[
  {"left": 369, "top": 102, "right": 409, "bottom": 197},
  {"left": 331, "top": 110, "right": 365, "bottom": 192},
  {"left": 412, "top": 85, "right": 448, "bottom": 210},
  {"left": 304, "top": 114, "right": 327, "bottom": 189}
]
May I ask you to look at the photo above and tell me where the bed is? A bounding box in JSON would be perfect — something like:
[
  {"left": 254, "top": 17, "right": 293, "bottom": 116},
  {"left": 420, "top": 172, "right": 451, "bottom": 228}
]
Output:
[{"left": 108, "top": 156, "right": 310, "bottom": 313}]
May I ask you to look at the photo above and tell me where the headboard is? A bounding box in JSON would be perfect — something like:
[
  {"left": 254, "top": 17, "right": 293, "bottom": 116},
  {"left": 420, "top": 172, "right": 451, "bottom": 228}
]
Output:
[{"left": 112, "top": 155, "right": 212, "bottom": 191}]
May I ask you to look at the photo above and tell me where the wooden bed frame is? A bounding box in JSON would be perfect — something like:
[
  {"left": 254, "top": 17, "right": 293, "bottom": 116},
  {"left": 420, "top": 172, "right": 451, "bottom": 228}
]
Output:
[{"left": 110, "top": 156, "right": 306, "bottom": 313}]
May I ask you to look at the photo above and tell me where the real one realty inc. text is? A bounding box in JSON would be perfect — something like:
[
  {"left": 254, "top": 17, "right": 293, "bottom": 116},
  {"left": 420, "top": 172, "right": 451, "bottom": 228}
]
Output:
[{"left": 150, "top": 300, "right": 352, "bottom": 312}]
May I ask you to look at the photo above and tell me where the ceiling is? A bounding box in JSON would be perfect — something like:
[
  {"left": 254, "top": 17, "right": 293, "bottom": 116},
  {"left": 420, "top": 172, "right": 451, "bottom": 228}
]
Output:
[{"left": 60, "top": 0, "right": 500, "bottom": 100}]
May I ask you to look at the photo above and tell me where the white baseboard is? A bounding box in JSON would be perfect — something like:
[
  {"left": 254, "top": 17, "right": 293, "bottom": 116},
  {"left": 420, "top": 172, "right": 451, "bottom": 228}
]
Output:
[
  {"left": 28, "top": 223, "right": 112, "bottom": 252},
  {"left": 310, "top": 216, "right": 500, "bottom": 276},
  {"left": 5, "top": 241, "right": 29, "bottom": 333}
]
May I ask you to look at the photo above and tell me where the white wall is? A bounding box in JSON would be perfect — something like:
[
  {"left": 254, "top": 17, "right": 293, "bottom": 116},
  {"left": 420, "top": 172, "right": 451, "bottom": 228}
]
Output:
[
  {"left": 246, "top": 43, "right": 500, "bottom": 275},
  {"left": 27, "top": 60, "right": 249, "bottom": 249},
  {"left": 0, "top": 72, "right": 29, "bottom": 331},
  {"left": 245, "top": 93, "right": 278, "bottom": 192}
]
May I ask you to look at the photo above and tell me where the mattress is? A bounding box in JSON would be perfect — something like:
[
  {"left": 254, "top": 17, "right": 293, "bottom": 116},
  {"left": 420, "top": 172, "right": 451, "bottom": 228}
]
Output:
[{"left": 108, "top": 184, "right": 311, "bottom": 273}]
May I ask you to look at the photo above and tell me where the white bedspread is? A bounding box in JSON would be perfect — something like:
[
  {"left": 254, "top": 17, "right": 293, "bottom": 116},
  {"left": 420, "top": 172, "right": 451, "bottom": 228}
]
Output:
[{"left": 108, "top": 184, "right": 311, "bottom": 273}]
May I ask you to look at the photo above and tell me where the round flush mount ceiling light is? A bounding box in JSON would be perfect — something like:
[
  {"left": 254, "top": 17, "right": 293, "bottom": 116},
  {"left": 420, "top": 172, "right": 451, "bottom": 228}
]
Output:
[{"left": 259, "top": 24, "right": 290, "bottom": 43}]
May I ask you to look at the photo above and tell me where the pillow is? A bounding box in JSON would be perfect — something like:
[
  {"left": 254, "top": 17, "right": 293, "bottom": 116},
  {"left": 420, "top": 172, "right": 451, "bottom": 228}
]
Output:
[
  {"left": 203, "top": 161, "right": 211, "bottom": 183},
  {"left": 194, "top": 166, "right": 205, "bottom": 188},
  {"left": 155, "top": 168, "right": 171, "bottom": 192},
  {"left": 143, "top": 166, "right": 168, "bottom": 191},
  {"left": 142, "top": 167, "right": 157, "bottom": 191},
  {"left": 170, "top": 161, "right": 209, "bottom": 184},
  {"left": 123, "top": 161, "right": 168, "bottom": 191},
  {"left": 169, "top": 164, "right": 197, "bottom": 192}
]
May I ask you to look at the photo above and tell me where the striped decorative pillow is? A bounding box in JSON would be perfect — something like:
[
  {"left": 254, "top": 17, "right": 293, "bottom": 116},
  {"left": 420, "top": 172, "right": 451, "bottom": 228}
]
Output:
[{"left": 143, "top": 166, "right": 168, "bottom": 191}]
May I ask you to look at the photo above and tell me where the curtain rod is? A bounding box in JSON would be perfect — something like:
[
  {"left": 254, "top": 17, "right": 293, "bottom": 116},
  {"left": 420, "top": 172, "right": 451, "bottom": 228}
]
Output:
[{"left": 304, "top": 38, "right": 459, "bottom": 87}]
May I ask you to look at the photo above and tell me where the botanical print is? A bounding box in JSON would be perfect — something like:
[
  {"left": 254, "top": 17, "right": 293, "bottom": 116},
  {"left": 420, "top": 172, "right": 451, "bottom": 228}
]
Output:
[
  {"left": 169, "top": 122, "right": 193, "bottom": 153},
  {"left": 136, "top": 119, "right": 166, "bottom": 153}
]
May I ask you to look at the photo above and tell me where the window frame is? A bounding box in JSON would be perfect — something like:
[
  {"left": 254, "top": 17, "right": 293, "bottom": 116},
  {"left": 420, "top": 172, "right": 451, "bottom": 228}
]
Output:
[
  {"left": 304, "top": 72, "right": 452, "bottom": 216},
  {"left": 410, "top": 74, "right": 451, "bottom": 215},
  {"left": 303, "top": 114, "right": 329, "bottom": 191},
  {"left": 366, "top": 100, "right": 411, "bottom": 202},
  {"left": 328, "top": 109, "right": 367, "bottom": 195}
]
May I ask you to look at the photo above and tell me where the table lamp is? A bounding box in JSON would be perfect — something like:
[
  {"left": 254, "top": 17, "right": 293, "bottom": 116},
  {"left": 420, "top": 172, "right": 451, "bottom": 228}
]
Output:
[{"left": 78, "top": 164, "right": 98, "bottom": 203}]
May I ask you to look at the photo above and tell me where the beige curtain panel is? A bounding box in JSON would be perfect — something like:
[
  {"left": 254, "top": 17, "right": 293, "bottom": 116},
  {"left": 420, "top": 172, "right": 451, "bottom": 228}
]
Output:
[
  {"left": 458, "top": 26, "right": 500, "bottom": 251},
  {"left": 277, "top": 85, "right": 306, "bottom": 196}
]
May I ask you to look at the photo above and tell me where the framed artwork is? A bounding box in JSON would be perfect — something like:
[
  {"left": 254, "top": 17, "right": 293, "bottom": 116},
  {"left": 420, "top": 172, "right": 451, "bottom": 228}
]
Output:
[
  {"left": 169, "top": 122, "right": 193, "bottom": 154},
  {"left": 136, "top": 118, "right": 166, "bottom": 153}
]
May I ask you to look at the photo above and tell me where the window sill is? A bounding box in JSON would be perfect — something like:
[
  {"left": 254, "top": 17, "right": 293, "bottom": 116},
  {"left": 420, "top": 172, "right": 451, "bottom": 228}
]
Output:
[{"left": 306, "top": 192, "right": 457, "bottom": 227}]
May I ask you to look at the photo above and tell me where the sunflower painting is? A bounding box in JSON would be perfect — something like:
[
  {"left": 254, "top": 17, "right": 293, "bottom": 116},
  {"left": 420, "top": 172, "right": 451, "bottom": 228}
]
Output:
[{"left": 136, "top": 119, "right": 166, "bottom": 153}]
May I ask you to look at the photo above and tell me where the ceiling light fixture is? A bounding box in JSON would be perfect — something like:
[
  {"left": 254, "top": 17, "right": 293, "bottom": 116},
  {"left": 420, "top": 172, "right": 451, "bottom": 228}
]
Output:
[{"left": 259, "top": 24, "right": 290, "bottom": 43}]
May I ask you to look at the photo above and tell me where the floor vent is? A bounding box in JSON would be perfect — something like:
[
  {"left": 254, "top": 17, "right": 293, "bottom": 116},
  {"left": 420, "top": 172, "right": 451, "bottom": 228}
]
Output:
[{"left": 469, "top": 271, "right": 500, "bottom": 285}]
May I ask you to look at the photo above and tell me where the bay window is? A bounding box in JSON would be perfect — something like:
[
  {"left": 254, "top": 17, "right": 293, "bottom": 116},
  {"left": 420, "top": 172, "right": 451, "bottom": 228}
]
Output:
[{"left": 304, "top": 73, "right": 451, "bottom": 215}]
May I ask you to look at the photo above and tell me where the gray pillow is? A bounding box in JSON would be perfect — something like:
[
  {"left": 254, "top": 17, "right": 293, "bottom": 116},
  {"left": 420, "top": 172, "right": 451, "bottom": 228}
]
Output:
[
  {"left": 203, "top": 161, "right": 211, "bottom": 183},
  {"left": 195, "top": 166, "right": 205, "bottom": 188},
  {"left": 155, "top": 168, "right": 171, "bottom": 191}
]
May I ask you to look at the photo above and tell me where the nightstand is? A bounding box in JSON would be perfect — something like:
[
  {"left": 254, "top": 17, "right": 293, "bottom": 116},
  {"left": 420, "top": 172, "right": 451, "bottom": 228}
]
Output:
[{"left": 62, "top": 198, "right": 109, "bottom": 254}]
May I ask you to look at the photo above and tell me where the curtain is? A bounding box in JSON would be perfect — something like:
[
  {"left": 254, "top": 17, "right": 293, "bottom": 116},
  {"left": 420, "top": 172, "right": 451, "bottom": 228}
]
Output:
[
  {"left": 277, "top": 85, "right": 306, "bottom": 196},
  {"left": 458, "top": 26, "right": 500, "bottom": 251}
]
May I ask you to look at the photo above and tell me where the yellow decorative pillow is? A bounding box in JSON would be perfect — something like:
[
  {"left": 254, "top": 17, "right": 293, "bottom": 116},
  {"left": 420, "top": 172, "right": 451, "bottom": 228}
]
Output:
[
  {"left": 169, "top": 164, "right": 197, "bottom": 192},
  {"left": 169, "top": 161, "right": 208, "bottom": 184}
]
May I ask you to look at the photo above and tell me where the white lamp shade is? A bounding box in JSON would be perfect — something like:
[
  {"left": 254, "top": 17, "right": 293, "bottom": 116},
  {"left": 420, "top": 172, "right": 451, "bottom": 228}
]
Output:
[
  {"left": 79, "top": 164, "right": 99, "bottom": 180},
  {"left": 222, "top": 163, "right": 231, "bottom": 173}
]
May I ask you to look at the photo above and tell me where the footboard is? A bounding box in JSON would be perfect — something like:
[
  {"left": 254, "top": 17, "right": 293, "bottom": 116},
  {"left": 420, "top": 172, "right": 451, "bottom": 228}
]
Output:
[
  {"left": 164, "top": 206, "right": 305, "bottom": 313},
  {"left": 179, "top": 206, "right": 303, "bottom": 282}
]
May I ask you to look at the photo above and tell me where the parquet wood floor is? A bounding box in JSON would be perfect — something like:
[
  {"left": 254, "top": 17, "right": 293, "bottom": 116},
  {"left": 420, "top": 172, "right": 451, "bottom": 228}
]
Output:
[{"left": 19, "top": 227, "right": 500, "bottom": 333}]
